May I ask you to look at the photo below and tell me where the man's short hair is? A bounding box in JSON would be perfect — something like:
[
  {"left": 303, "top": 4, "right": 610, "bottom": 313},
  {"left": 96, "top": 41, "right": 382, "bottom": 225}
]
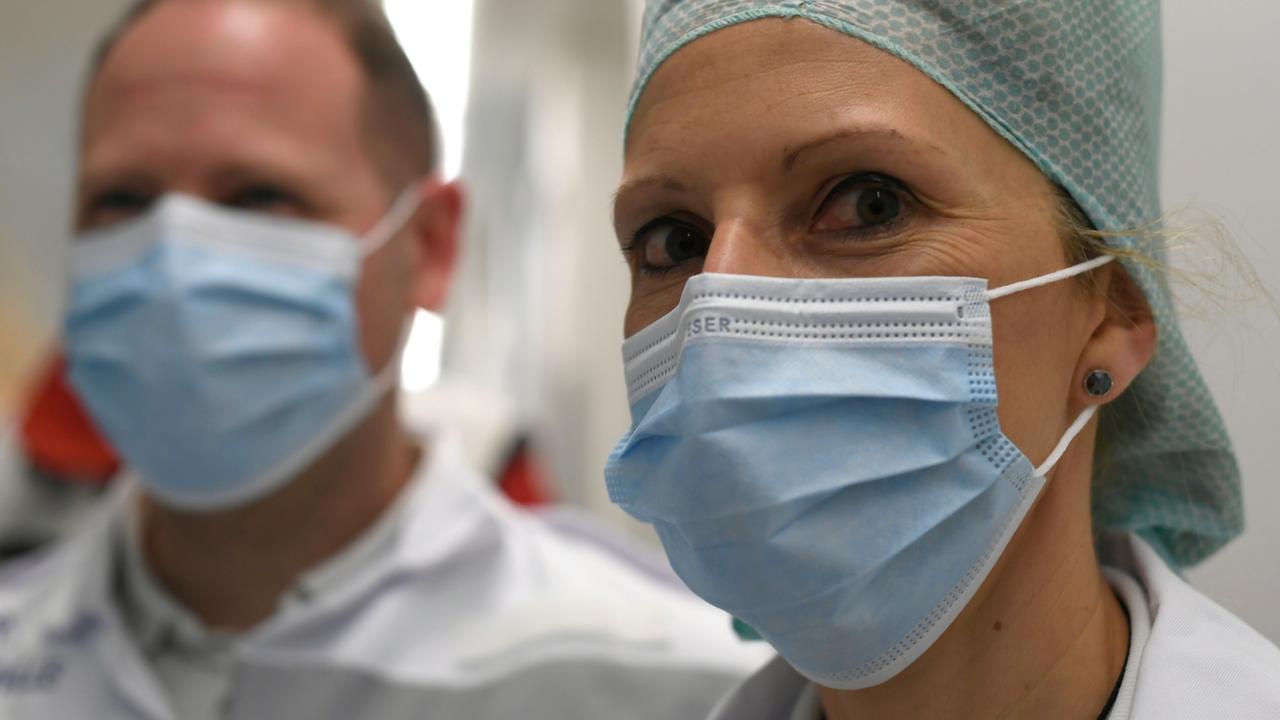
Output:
[{"left": 88, "top": 0, "right": 441, "bottom": 188}]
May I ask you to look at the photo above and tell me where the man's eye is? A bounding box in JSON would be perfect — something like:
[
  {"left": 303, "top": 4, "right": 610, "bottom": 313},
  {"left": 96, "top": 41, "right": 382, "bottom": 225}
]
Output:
[
  {"left": 84, "top": 190, "right": 154, "bottom": 228},
  {"left": 227, "top": 185, "right": 300, "bottom": 214},
  {"left": 812, "top": 175, "right": 906, "bottom": 234},
  {"left": 631, "top": 220, "right": 710, "bottom": 272}
]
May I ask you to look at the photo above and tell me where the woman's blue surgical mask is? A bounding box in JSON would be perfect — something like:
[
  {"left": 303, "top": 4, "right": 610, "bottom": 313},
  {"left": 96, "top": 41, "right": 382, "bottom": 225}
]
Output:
[
  {"left": 64, "top": 189, "right": 422, "bottom": 512},
  {"left": 605, "top": 257, "right": 1112, "bottom": 690}
]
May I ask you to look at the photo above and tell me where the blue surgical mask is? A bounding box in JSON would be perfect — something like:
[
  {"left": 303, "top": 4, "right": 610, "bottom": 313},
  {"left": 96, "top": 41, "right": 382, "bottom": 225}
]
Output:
[
  {"left": 604, "top": 257, "right": 1111, "bottom": 690},
  {"left": 64, "top": 189, "right": 421, "bottom": 512}
]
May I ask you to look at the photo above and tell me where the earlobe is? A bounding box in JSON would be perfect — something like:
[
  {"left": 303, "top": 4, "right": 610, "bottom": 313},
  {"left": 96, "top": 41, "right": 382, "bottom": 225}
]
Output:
[
  {"left": 1073, "top": 264, "right": 1157, "bottom": 404},
  {"left": 410, "top": 178, "right": 465, "bottom": 312}
]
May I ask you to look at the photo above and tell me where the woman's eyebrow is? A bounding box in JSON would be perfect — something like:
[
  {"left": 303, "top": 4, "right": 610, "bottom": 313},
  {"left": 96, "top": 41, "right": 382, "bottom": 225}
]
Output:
[
  {"left": 613, "top": 173, "right": 688, "bottom": 216},
  {"left": 781, "top": 127, "right": 950, "bottom": 172}
]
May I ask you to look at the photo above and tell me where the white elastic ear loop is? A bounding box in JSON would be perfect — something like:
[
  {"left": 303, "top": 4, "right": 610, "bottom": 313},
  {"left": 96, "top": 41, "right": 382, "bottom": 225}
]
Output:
[
  {"left": 985, "top": 255, "right": 1114, "bottom": 301},
  {"left": 1033, "top": 405, "right": 1098, "bottom": 478},
  {"left": 357, "top": 185, "right": 423, "bottom": 393},
  {"left": 361, "top": 183, "right": 426, "bottom": 257},
  {"left": 371, "top": 317, "right": 415, "bottom": 395}
]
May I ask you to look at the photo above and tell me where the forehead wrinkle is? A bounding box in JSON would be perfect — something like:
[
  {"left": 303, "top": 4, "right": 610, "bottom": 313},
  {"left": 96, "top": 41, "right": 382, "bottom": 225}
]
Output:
[
  {"left": 104, "top": 73, "right": 274, "bottom": 102},
  {"left": 782, "top": 127, "right": 953, "bottom": 173},
  {"left": 87, "top": 70, "right": 283, "bottom": 139},
  {"left": 84, "top": 74, "right": 307, "bottom": 164}
]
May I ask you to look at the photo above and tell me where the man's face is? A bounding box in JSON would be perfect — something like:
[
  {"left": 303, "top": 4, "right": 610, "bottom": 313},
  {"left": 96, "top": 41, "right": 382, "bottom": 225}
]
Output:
[{"left": 77, "top": 0, "right": 414, "bottom": 371}]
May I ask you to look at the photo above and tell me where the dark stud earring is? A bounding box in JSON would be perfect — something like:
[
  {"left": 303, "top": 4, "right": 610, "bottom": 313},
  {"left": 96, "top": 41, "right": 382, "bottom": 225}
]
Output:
[{"left": 1085, "top": 369, "right": 1114, "bottom": 398}]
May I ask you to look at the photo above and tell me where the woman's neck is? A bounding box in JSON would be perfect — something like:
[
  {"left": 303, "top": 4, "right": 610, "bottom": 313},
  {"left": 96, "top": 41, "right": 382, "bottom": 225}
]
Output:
[
  {"left": 138, "top": 399, "right": 419, "bottom": 632},
  {"left": 818, "top": 437, "right": 1130, "bottom": 720}
]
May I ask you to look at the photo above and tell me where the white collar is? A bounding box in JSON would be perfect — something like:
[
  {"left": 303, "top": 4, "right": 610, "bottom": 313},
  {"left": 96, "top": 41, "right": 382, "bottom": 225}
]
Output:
[
  {"left": 1100, "top": 561, "right": 1153, "bottom": 720},
  {"left": 113, "top": 438, "right": 438, "bottom": 655}
]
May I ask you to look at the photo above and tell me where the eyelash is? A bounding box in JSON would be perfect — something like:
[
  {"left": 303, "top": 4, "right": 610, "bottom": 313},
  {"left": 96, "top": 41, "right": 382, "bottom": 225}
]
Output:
[
  {"left": 620, "top": 217, "right": 706, "bottom": 278},
  {"left": 813, "top": 172, "right": 913, "bottom": 239},
  {"left": 89, "top": 189, "right": 150, "bottom": 211},
  {"left": 230, "top": 184, "right": 299, "bottom": 209}
]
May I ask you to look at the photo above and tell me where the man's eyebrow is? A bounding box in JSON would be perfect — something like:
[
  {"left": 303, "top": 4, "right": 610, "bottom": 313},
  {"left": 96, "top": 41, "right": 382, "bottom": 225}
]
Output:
[
  {"left": 77, "top": 165, "right": 155, "bottom": 200},
  {"left": 613, "top": 174, "right": 688, "bottom": 215},
  {"left": 208, "top": 160, "right": 311, "bottom": 189},
  {"left": 781, "top": 127, "right": 946, "bottom": 172}
]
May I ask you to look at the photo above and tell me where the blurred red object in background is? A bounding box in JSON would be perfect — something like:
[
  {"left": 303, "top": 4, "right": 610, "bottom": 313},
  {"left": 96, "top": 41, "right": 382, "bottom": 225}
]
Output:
[
  {"left": 497, "top": 436, "right": 555, "bottom": 507},
  {"left": 18, "top": 355, "right": 120, "bottom": 486}
]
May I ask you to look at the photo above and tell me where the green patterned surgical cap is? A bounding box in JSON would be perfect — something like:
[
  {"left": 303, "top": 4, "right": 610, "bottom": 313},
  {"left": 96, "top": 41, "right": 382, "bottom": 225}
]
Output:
[{"left": 626, "top": 0, "right": 1242, "bottom": 567}]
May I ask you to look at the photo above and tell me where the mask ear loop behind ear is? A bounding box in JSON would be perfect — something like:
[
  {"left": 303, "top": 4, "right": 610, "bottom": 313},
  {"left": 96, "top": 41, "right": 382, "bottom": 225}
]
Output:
[
  {"left": 980, "top": 255, "right": 1115, "bottom": 477},
  {"left": 354, "top": 183, "right": 428, "bottom": 388},
  {"left": 985, "top": 255, "right": 1114, "bottom": 301},
  {"left": 1033, "top": 405, "right": 1098, "bottom": 478},
  {"left": 360, "top": 183, "right": 427, "bottom": 257}
]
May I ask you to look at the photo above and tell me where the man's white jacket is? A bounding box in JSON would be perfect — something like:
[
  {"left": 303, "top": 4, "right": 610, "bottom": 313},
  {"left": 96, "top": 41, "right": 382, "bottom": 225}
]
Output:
[{"left": 0, "top": 431, "right": 768, "bottom": 719}]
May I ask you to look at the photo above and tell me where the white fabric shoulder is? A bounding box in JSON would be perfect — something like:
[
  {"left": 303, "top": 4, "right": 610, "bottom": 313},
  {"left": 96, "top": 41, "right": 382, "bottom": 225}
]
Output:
[
  {"left": 248, "top": 432, "right": 772, "bottom": 685},
  {"left": 705, "top": 653, "right": 806, "bottom": 720},
  {"left": 1098, "top": 532, "right": 1280, "bottom": 719},
  {"left": 0, "top": 431, "right": 770, "bottom": 720},
  {"left": 229, "top": 431, "right": 773, "bottom": 719},
  {"left": 0, "top": 482, "right": 119, "bottom": 625}
]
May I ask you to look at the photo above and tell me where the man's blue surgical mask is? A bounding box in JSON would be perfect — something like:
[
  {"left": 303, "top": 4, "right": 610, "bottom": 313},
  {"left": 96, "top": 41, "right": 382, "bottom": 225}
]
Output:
[
  {"left": 605, "top": 257, "right": 1111, "bottom": 689},
  {"left": 65, "top": 189, "right": 421, "bottom": 512}
]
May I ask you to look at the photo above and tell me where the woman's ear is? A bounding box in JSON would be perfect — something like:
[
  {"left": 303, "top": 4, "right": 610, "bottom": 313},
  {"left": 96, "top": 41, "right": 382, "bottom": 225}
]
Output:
[
  {"left": 1073, "top": 264, "right": 1157, "bottom": 404},
  {"left": 408, "top": 177, "right": 465, "bottom": 312}
]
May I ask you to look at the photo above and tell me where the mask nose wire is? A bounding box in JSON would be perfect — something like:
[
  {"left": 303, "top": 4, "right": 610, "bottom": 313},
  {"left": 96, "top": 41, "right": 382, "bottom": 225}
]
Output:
[
  {"left": 360, "top": 183, "right": 427, "bottom": 257},
  {"left": 984, "top": 255, "right": 1114, "bottom": 301}
]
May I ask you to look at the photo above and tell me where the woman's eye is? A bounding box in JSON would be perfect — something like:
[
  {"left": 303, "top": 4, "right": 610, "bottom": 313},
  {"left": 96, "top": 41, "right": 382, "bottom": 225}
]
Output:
[
  {"left": 812, "top": 177, "right": 906, "bottom": 234},
  {"left": 632, "top": 220, "right": 710, "bottom": 272}
]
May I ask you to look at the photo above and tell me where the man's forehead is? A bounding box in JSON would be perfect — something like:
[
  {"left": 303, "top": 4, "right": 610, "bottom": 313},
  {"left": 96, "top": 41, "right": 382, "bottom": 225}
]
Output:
[{"left": 88, "top": 1, "right": 362, "bottom": 120}]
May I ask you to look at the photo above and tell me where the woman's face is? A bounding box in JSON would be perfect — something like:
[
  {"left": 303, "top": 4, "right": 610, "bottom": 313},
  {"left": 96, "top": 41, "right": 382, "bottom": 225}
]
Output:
[{"left": 615, "top": 19, "right": 1109, "bottom": 468}]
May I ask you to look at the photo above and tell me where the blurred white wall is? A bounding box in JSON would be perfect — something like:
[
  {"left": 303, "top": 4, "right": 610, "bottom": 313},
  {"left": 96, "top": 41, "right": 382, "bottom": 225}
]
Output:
[
  {"left": 1165, "top": 3, "right": 1280, "bottom": 643},
  {"left": 449, "top": 0, "right": 635, "bottom": 524}
]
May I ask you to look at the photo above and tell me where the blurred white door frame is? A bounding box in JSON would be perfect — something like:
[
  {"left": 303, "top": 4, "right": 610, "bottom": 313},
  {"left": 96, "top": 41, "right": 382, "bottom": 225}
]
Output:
[
  {"left": 448, "top": 0, "right": 638, "bottom": 526},
  {"left": 0, "top": 1, "right": 133, "bottom": 415}
]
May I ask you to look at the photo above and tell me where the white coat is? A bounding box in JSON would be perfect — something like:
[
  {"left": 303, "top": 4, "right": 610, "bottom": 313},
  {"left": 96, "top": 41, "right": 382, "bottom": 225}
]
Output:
[
  {"left": 0, "top": 431, "right": 770, "bottom": 720},
  {"left": 706, "top": 532, "right": 1280, "bottom": 719}
]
